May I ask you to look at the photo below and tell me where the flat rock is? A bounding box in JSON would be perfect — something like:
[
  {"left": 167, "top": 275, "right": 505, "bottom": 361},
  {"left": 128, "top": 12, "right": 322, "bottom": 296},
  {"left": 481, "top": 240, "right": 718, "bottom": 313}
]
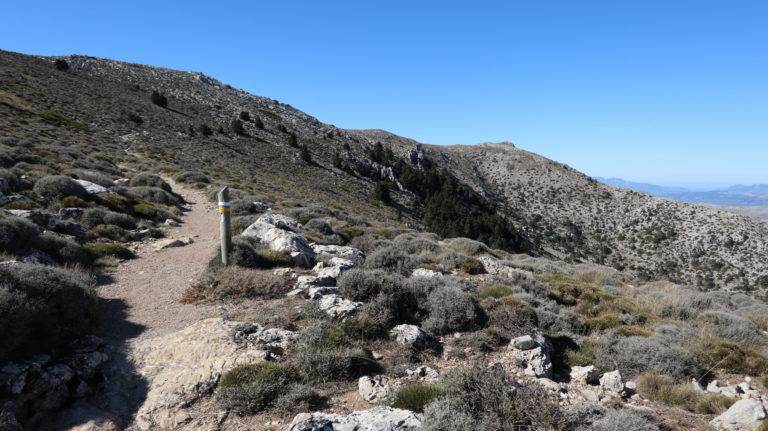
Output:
[
  {"left": 289, "top": 406, "right": 422, "bottom": 431},
  {"left": 511, "top": 335, "right": 536, "bottom": 350},
  {"left": 130, "top": 318, "right": 267, "bottom": 430},
  {"left": 317, "top": 294, "right": 362, "bottom": 320},
  {"left": 710, "top": 398, "right": 767, "bottom": 431},
  {"left": 75, "top": 179, "right": 109, "bottom": 194},
  {"left": 389, "top": 324, "right": 433, "bottom": 349}
]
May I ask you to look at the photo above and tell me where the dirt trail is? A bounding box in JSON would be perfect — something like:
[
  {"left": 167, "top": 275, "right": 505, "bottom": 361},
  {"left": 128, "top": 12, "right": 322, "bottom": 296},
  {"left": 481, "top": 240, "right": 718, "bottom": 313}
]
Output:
[{"left": 97, "top": 179, "right": 222, "bottom": 342}]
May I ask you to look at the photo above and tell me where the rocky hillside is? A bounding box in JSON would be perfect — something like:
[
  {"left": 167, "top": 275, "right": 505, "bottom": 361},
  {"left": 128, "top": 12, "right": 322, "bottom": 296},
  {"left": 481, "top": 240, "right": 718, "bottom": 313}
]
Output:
[{"left": 2, "top": 49, "right": 767, "bottom": 292}]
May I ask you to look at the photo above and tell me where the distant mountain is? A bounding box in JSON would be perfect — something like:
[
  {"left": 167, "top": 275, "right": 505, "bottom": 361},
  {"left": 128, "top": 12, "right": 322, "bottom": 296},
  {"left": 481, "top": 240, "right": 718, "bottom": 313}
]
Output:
[
  {"left": 593, "top": 177, "right": 690, "bottom": 194},
  {"left": 595, "top": 178, "right": 768, "bottom": 207}
]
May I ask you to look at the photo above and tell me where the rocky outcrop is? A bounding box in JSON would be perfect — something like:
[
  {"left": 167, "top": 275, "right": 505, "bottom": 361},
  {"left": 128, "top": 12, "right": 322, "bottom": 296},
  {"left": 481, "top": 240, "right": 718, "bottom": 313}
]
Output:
[
  {"left": 599, "top": 370, "right": 624, "bottom": 393},
  {"left": 311, "top": 244, "right": 366, "bottom": 265},
  {"left": 508, "top": 333, "right": 553, "bottom": 378},
  {"left": 710, "top": 399, "right": 767, "bottom": 431},
  {"left": 152, "top": 237, "right": 194, "bottom": 252},
  {"left": 242, "top": 214, "right": 315, "bottom": 267},
  {"left": 411, "top": 268, "right": 442, "bottom": 278},
  {"left": 130, "top": 318, "right": 267, "bottom": 430},
  {"left": 317, "top": 294, "right": 362, "bottom": 320},
  {"left": 570, "top": 365, "right": 600, "bottom": 385},
  {"left": 289, "top": 406, "right": 422, "bottom": 431}
]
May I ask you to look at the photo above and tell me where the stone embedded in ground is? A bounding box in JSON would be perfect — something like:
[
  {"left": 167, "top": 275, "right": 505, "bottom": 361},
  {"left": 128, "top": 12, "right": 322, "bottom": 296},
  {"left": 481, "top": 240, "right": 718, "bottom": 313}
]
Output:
[
  {"left": 710, "top": 398, "right": 767, "bottom": 431},
  {"left": 74, "top": 180, "right": 109, "bottom": 194},
  {"left": 129, "top": 318, "right": 267, "bottom": 430},
  {"left": 289, "top": 406, "right": 422, "bottom": 431},
  {"left": 358, "top": 375, "right": 395, "bottom": 403},
  {"left": 152, "top": 237, "right": 194, "bottom": 252},
  {"left": 317, "top": 294, "right": 362, "bottom": 320},
  {"left": 311, "top": 245, "right": 366, "bottom": 265},
  {"left": 411, "top": 268, "right": 442, "bottom": 278}
]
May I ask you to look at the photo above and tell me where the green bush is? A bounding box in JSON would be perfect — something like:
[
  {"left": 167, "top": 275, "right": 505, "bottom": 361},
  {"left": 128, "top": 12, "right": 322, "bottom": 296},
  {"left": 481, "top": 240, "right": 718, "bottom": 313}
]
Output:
[
  {"left": 3, "top": 200, "right": 41, "bottom": 210},
  {"left": 393, "top": 383, "right": 443, "bottom": 413},
  {"left": 239, "top": 111, "right": 251, "bottom": 121},
  {"left": 173, "top": 171, "right": 209, "bottom": 184},
  {"left": 694, "top": 394, "right": 736, "bottom": 415},
  {"left": 592, "top": 410, "right": 658, "bottom": 431},
  {"left": 220, "top": 362, "right": 300, "bottom": 388},
  {"left": 291, "top": 346, "right": 379, "bottom": 383},
  {"left": 688, "top": 336, "right": 768, "bottom": 376},
  {"left": 0, "top": 168, "right": 20, "bottom": 192},
  {"left": 423, "top": 286, "right": 480, "bottom": 335},
  {"left": 563, "top": 339, "right": 597, "bottom": 367},
  {"left": 584, "top": 314, "right": 623, "bottom": 332},
  {"left": 365, "top": 245, "right": 426, "bottom": 275},
  {"left": 124, "top": 186, "right": 181, "bottom": 206},
  {"left": 597, "top": 333, "right": 700, "bottom": 381},
  {"left": 82, "top": 243, "right": 135, "bottom": 259},
  {"left": 80, "top": 208, "right": 137, "bottom": 230},
  {"left": 91, "top": 224, "right": 132, "bottom": 242},
  {"left": 231, "top": 118, "right": 245, "bottom": 135},
  {"left": 477, "top": 285, "right": 514, "bottom": 301},
  {"left": 34, "top": 231, "right": 91, "bottom": 266},
  {"left": 0, "top": 264, "right": 98, "bottom": 362},
  {"left": 272, "top": 384, "right": 323, "bottom": 414},
  {"left": 422, "top": 398, "right": 480, "bottom": 431},
  {"left": 33, "top": 175, "right": 88, "bottom": 199},
  {"left": 337, "top": 269, "right": 399, "bottom": 302},
  {"left": 479, "top": 296, "right": 537, "bottom": 339},
  {"left": 59, "top": 195, "right": 89, "bottom": 208},
  {"left": 337, "top": 226, "right": 364, "bottom": 243},
  {"left": 54, "top": 59, "right": 69, "bottom": 71},
  {"left": 460, "top": 257, "right": 485, "bottom": 275},
  {"left": 129, "top": 173, "right": 171, "bottom": 192},
  {"left": 635, "top": 372, "right": 701, "bottom": 411},
  {"left": 0, "top": 216, "right": 41, "bottom": 254},
  {"left": 75, "top": 170, "right": 114, "bottom": 188}
]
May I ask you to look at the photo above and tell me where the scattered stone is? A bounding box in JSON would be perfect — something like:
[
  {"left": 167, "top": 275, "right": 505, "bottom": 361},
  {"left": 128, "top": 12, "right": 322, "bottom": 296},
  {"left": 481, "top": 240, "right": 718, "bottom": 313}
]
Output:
[
  {"left": 511, "top": 335, "right": 536, "bottom": 350},
  {"left": 599, "top": 370, "right": 624, "bottom": 393},
  {"left": 405, "top": 366, "right": 439, "bottom": 380},
  {"left": 163, "top": 219, "right": 180, "bottom": 227},
  {"left": 372, "top": 351, "right": 384, "bottom": 360},
  {"left": 311, "top": 244, "right": 366, "bottom": 265},
  {"left": 358, "top": 375, "right": 395, "bottom": 403},
  {"left": 389, "top": 324, "right": 433, "bottom": 349},
  {"left": 317, "top": 294, "right": 362, "bottom": 320},
  {"left": 570, "top": 365, "right": 600, "bottom": 385},
  {"left": 74, "top": 179, "right": 109, "bottom": 194},
  {"left": 308, "top": 286, "right": 339, "bottom": 300},
  {"left": 710, "top": 398, "right": 767, "bottom": 431},
  {"left": 289, "top": 406, "right": 422, "bottom": 431},
  {"left": 152, "top": 237, "right": 194, "bottom": 251},
  {"left": 273, "top": 268, "right": 295, "bottom": 276},
  {"left": 508, "top": 333, "right": 553, "bottom": 378},
  {"left": 708, "top": 381, "right": 723, "bottom": 394},
  {"left": 411, "top": 268, "right": 442, "bottom": 278},
  {"left": 253, "top": 202, "right": 271, "bottom": 212}
]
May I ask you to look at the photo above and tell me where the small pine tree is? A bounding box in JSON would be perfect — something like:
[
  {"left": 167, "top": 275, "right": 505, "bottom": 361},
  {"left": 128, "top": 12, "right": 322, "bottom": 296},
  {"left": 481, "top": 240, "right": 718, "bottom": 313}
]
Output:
[
  {"left": 239, "top": 111, "right": 250, "bottom": 121},
  {"left": 231, "top": 118, "right": 245, "bottom": 135},
  {"left": 277, "top": 124, "right": 288, "bottom": 133},
  {"left": 254, "top": 116, "right": 264, "bottom": 129},
  {"left": 300, "top": 145, "right": 312, "bottom": 164},
  {"left": 151, "top": 90, "right": 168, "bottom": 108},
  {"left": 373, "top": 181, "right": 391, "bottom": 205},
  {"left": 54, "top": 59, "right": 69, "bottom": 71},
  {"left": 332, "top": 153, "right": 343, "bottom": 169},
  {"left": 288, "top": 133, "right": 299, "bottom": 148}
]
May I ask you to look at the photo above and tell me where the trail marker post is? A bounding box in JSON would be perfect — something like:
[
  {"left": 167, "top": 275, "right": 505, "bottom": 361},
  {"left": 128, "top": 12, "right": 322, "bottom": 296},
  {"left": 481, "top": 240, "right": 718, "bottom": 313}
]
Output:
[{"left": 218, "top": 187, "right": 232, "bottom": 265}]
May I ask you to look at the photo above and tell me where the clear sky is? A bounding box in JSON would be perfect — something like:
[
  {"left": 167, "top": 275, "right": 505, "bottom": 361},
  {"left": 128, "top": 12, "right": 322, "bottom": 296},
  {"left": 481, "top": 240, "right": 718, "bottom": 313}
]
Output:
[{"left": 2, "top": 1, "right": 767, "bottom": 188}]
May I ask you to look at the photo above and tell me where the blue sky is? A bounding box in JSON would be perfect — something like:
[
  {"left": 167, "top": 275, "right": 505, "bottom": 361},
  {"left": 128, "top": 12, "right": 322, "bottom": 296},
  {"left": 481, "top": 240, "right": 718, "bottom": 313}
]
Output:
[{"left": 2, "top": 1, "right": 767, "bottom": 188}]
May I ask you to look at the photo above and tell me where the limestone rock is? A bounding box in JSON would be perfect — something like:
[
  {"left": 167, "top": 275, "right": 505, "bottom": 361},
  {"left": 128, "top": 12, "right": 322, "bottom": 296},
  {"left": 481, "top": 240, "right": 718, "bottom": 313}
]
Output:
[
  {"left": 289, "top": 406, "right": 421, "bottom": 431},
  {"left": 74, "top": 180, "right": 109, "bottom": 194},
  {"left": 311, "top": 244, "right": 366, "bottom": 265},
  {"left": 710, "top": 399, "right": 767, "bottom": 431},
  {"left": 511, "top": 335, "right": 536, "bottom": 350},
  {"left": 317, "top": 294, "right": 362, "bottom": 320},
  {"left": 242, "top": 214, "right": 315, "bottom": 267},
  {"left": 599, "top": 370, "right": 624, "bottom": 393},
  {"left": 308, "top": 286, "right": 340, "bottom": 300},
  {"left": 411, "top": 268, "right": 442, "bottom": 278},
  {"left": 358, "top": 375, "right": 395, "bottom": 403},
  {"left": 509, "top": 333, "right": 553, "bottom": 378},
  {"left": 389, "top": 324, "right": 433, "bottom": 349},
  {"left": 130, "top": 318, "right": 268, "bottom": 430},
  {"left": 152, "top": 237, "right": 194, "bottom": 252},
  {"left": 570, "top": 365, "right": 600, "bottom": 385}
]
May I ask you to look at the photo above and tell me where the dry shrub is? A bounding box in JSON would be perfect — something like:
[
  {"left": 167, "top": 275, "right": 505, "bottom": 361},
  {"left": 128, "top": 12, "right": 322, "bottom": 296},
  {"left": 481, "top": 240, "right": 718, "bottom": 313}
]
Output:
[{"left": 182, "top": 266, "right": 292, "bottom": 303}]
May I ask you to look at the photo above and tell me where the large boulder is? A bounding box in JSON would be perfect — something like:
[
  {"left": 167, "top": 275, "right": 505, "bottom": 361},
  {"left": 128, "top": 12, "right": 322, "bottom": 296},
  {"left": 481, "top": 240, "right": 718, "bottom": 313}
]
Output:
[
  {"left": 570, "top": 365, "right": 600, "bottom": 385},
  {"left": 599, "top": 370, "right": 624, "bottom": 393},
  {"left": 289, "top": 406, "right": 422, "bottom": 431},
  {"left": 130, "top": 318, "right": 267, "bottom": 430},
  {"left": 508, "top": 333, "right": 553, "bottom": 378},
  {"left": 317, "top": 294, "right": 362, "bottom": 320},
  {"left": 710, "top": 399, "right": 767, "bottom": 431},
  {"left": 242, "top": 214, "right": 315, "bottom": 267}
]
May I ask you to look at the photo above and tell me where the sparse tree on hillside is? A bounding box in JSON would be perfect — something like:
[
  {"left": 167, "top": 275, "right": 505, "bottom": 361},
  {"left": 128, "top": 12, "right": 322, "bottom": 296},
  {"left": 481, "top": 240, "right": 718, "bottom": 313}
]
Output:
[
  {"left": 151, "top": 90, "right": 168, "bottom": 108},
  {"left": 231, "top": 118, "right": 245, "bottom": 135},
  {"left": 373, "top": 181, "right": 391, "bottom": 205},
  {"left": 198, "top": 124, "right": 213, "bottom": 137},
  {"left": 54, "top": 59, "right": 69, "bottom": 71},
  {"left": 254, "top": 116, "right": 264, "bottom": 129},
  {"left": 300, "top": 145, "right": 312, "bottom": 164},
  {"left": 288, "top": 133, "right": 299, "bottom": 148},
  {"left": 239, "top": 111, "right": 251, "bottom": 121}
]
